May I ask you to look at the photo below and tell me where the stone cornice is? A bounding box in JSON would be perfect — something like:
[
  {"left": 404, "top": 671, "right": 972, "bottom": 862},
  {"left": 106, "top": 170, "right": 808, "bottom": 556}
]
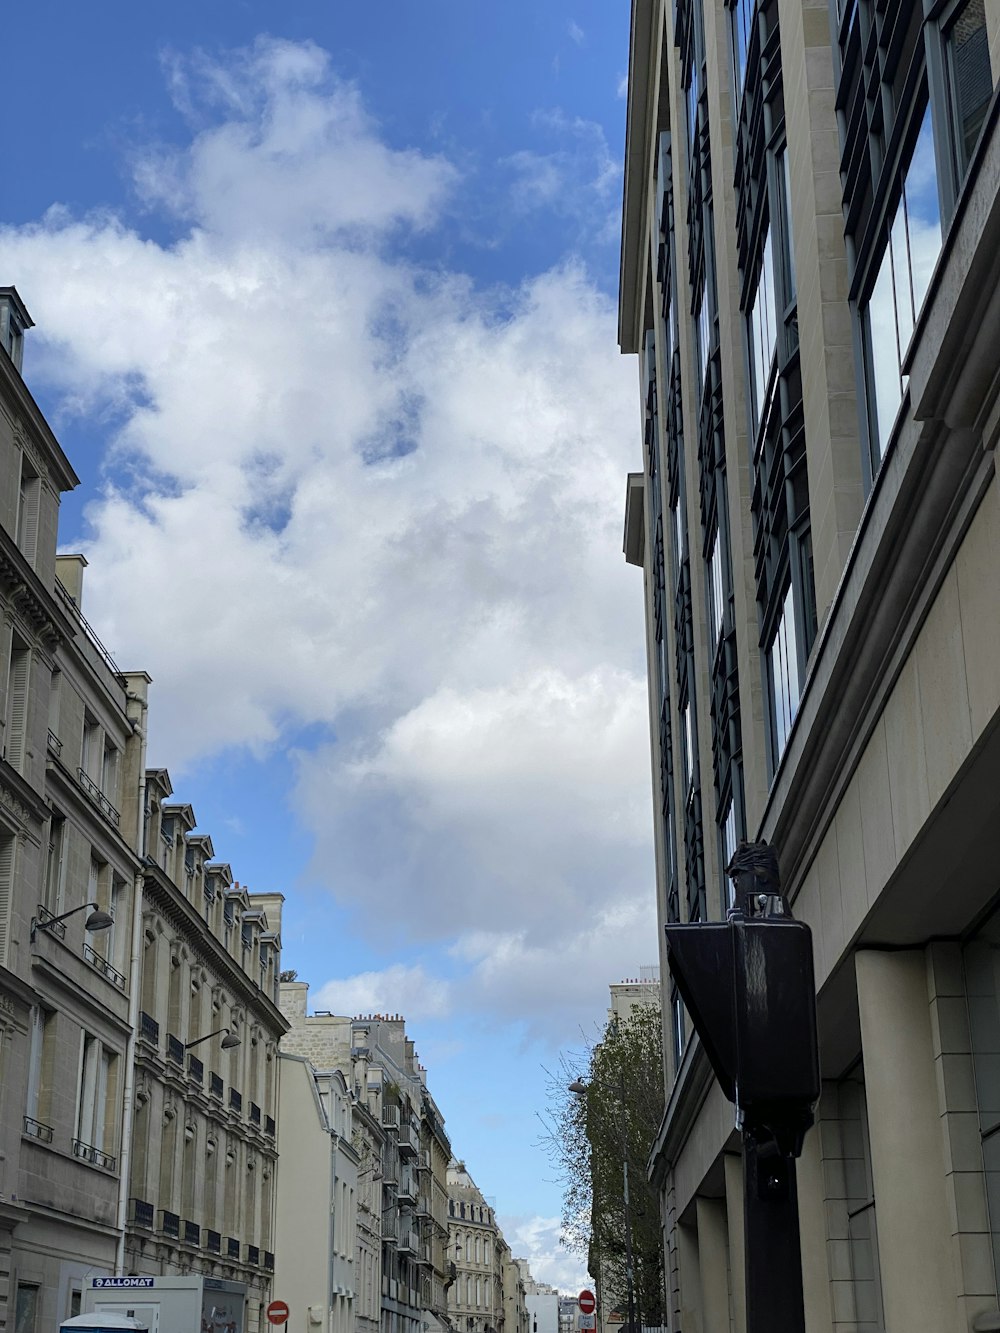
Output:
[
  {"left": 0, "top": 529, "right": 75, "bottom": 649},
  {"left": 0, "top": 759, "right": 49, "bottom": 830},
  {"left": 0, "top": 351, "right": 79, "bottom": 492}
]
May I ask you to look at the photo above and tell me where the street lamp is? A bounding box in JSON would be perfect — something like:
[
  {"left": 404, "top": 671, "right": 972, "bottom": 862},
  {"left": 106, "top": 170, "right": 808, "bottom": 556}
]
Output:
[
  {"left": 569, "top": 1074, "right": 638, "bottom": 1333},
  {"left": 185, "top": 1027, "right": 241, "bottom": 1051},
  {"left": 31, "top": 901, "right": 114, "bottom": 942}
]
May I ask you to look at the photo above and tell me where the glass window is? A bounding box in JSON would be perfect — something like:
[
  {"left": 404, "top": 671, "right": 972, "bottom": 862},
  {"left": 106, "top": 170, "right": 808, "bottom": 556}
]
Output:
[
  {"left": 768, "top": 582, "right": 800, "bottom": 763},
  {"left": 732, "top": 0, "right": 753, "bottom": 104},
  {"left": 671, "top": 986, "right": 686, "bottom": 1067},
  {"left": 946, "top": 0, "right": 993, "bottom": 177},
  {"left": 15, "top": 1286, "right": 39, "bottom": 1333},
  {"left": 683, "top": 702, "right": 695, "bottom": 787},
  {"left": 720, "top": 797, "right": 738, "bottom": 910},
  {"left": 687, "top": 65, "right": 699, "bottom": 157},
  {"left": 864, "top": 104, "right": 943, "bottom": 460},
  {"left": 672, "top": 499, "right": 684, "bottom": 577},
  {"left": 697, "top": 283, "right": 711, "bottom": 390},
  {"left": 747, "top": 225, "right": 777, "bottom": 429},
  {"left": 707, "top": 529, "right": 725, "bottom": 650},
  {"left": 776, "top": 150, "right": 796, "bottom": 304}
]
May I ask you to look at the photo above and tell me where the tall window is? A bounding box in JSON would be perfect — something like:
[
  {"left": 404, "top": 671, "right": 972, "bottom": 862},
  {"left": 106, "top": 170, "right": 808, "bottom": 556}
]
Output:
[
  {"left": 731, "top": 0, "right": 754, "bottom": 106},
  {"left": 44, "top": 816, "right": 66, "bottom": 914},
  {"left": 863, "top": 108, "right": 942, "bottom": 461},
  {"left": 75, "top": 1031, "right": 116, "bottom": 1156},
  {"left": 767, "top": 583, "right": 801, "bottom": 760},
  {"left": 0, "top": 832, "right": 14, "bottom": 968},
  {"left": 835, "top": 0, "right": 995, "bottom": 479}
]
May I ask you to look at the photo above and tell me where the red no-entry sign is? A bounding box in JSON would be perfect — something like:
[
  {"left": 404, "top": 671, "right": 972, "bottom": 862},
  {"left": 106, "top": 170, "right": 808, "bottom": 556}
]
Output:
[
  {"left": 267, "top": 1302, "right": 290, "bottom": 1326},
  {"left": 579, "top": 1291, "right": 596, "bottom": 1316}
]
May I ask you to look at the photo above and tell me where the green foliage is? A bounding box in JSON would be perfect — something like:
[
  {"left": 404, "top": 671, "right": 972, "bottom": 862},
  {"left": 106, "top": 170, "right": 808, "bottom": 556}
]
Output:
[{"left": 542, "top": 1006, "right": 666, "bottom": 1326}]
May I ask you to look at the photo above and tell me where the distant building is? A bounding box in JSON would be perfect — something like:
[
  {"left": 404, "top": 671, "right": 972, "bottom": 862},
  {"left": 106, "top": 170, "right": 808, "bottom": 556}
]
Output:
[
  {"left": 279, "top": 985, "right": 452, "bottom": 1333},
  {"left": 274, "top": 1058, "right": 359, "bottom": 1333},
  {"left": 522, "top": 1276, "right": 558, "bottom": 1333},
  {"left": 446, "top": 1160, "right": 502, "bottom": 1333},
  {"left": 607, "top": 966, "right": 660, "bottom": 1027}
]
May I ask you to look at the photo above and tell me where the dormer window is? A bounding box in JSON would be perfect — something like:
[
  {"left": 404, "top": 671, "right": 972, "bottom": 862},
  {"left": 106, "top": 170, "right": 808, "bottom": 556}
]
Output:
[{"left": 0, "top": 287, "right": 33, "bottom": 374}]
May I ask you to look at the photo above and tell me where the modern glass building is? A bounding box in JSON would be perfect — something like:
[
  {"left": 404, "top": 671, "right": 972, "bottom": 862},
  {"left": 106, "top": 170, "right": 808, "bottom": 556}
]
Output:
[{"left": 619, "top": 0, "right": 1000, "bottom": 1325}]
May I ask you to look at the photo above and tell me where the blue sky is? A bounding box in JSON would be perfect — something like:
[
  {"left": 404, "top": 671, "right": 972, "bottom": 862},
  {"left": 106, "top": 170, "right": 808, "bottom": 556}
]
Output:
[{"left": 4, "top": 0, "right": 654, "bottom": 1289}]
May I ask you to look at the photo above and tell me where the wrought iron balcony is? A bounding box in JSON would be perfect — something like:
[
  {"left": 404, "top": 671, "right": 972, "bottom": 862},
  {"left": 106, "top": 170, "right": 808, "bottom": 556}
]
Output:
[
  {"left": 184, "top": 1219, "right": 201, "bottom": 1246},
  {"left": 206, "top": 1229, "right": 222, "bottom": 1254},
  {"left": 83, "top": 942, "right": 127, "bottom": 991},
  {"left": 47, "top": 728, "right": 63, "bottom": 757},
  {"left": 381, "top": 1103, "right": 400, "bottom": 1129},
  {"left": 166, "top": 1033, "right": 185, "bottom": 1065},
  {"left": 210, "top": 1072, "right": 224, "bottom": 1098},
  {"left": 139, "top": 1011, "right": 160, "bottom": 1046},
  {"left": 73, "top": 1138, "right": 116, "bottom": 1171},
  {"left": 160, "top": 1210, "right": 180, "bottom": 1239},
  {"left": 188, "top": 1054, "right": 204, "bottom": 1085},
  {"left": 23, "top": 1115, "right": 54, "bottom": 1143},
  {"left": 130, "top": 1198, "right": 155, "bottom": 1229},
  {"left": 76, "top": 766, "right": 121, "bottom": 827}
]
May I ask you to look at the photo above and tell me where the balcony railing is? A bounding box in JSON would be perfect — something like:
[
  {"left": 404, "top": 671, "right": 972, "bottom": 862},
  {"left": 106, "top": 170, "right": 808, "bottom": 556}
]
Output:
[
  {"left": 184, "top": 1219, "right": 201, "bottom": 1246},
  {"left": 210, "top": 1072, "right": 224, "bottom": 1098},
  {"left": 382, "top": 1215, "right": 398, "bottom": 1241},
  {"left": 398, "top": 1122, "right": 419, "bottom": 1156},
  {"left": 229, "top": 1088, "right": 242, "bottom": 1114},
  {"left": 47, "top": 728, "right": 63, "bottom": 757},
  {"left": 381, "top": 1104, "right": 400, "bottom": 1129},
  {"left": 247, "top": 1245, "right": 260, "bottom": 1267},
  {"left": 73, "top": 1138, "right": 116, "bottom": 1171},
  {"left": 398, "top": 1225, "right": 418, "bottom": 1255},
  {"left": 264, "top": 1251, "right": 275, "bottom": 1273},
  {"left": 206, "top": 1229, "right": 222, "bottom": 1254},
  {"left": 139, "top": 1011, "right": 160, "bottom": 1046},
  {"left": 166, "top": 1033, "right": 185, "bottom": 1065},
  {"left": 160, "top": 1210, "right": 180, "bottom": 1239},
  {"left": 23, "top": 1115, "right": 54, "bottom": 1143},
  {"left": 76, "top": 766, "right": 121, "bottom": 827},
  {"left": 35, "top": 903, "right": 66, "bottom": 940},
  {"left": 130, "top": 1198, "right": 155, "bottom": 1229},
  {"left": 265, "top": 1115, "right": 276, "bottom": 1138},
  {"left": 417, "top": 1148, "right": 431, "bottom": 1172},
  {"left": 188, "top": 1054, "right": 204, "bottom": 1085},
  {"left": 83, "top": 942, "right": 127, "bottom": 991},
  {"left": 249, "top": 1102, "right": 261, "bottom": 1126},
  {"left": 227, "top": 1236, "right": 240, "bottom": 1259},
  {"left": 55, "top": 578, "right": 124, "bottom": 677}
]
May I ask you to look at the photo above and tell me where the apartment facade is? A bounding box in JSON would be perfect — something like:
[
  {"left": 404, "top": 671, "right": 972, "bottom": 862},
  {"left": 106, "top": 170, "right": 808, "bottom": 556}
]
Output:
[
  {"left": 274, "top": 1059, "right": 359, "bottom": 1333},
  {"left": 446, "top": 1161, "right": 503, "bottom": 1333},
  {"left": 620, "top": 0, "right": 1000, "bottom": 1327},
  {"left": 0, "top": 288, "right": 151, "bottom": 1333},
  {"left": 126, "top": 777, "right": 287, "bottom": 1332},
  {"left": 278, "top": 986, "right": 453, "bottom": 1333}
]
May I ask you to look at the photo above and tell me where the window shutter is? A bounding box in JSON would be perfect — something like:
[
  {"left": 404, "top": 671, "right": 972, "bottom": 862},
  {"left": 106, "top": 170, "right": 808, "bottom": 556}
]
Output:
[
  {"left": 0, "top": 835, "right": 13, "bottom": 967},
  {"left": 19, "top": 479, "right": 39, "bottom": 565},
  {"left": 6, "top": 643, "right": 29, "bottom": 771}
]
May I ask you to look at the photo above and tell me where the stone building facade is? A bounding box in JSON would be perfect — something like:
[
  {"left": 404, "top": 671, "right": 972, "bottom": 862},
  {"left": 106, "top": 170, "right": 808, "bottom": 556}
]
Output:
[
  {"left": 126, "top": 775, "right": 287, "bottom": 1333},
  {"left": 446, "top": 1161, "right": 503, "bottom": 1333},
  {"left": 619, "top": 0, "right": 1000, "bottom": 1327},
  {"left": 0, "top": 288, "right": 287, "bottom": 1333},
  {"left": 278, "top": 985, "right": 453, "bottom": 1333},
  {"left": 0, "top": 287, "right": 150, "bottom": 1333}
]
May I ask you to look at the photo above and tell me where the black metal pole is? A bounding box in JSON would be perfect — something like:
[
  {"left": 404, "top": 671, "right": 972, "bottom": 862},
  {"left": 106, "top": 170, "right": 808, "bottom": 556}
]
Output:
[{"left": 743, "top": 1138, "right": 806, "bottom": 1333}]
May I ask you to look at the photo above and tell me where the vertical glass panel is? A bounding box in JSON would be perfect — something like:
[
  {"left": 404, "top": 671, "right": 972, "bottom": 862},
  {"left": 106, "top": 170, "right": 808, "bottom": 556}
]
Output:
[
  {"left": 748, "top": 225, "right": 777, "bottom": 429},
  {"left": 687, "top": 65, "right": 699, "bottom": 157},
  {"left": 903, "top": 106, "right": 942, "bottom": 324},
  {"left": 673, "top": 500, "right": 684, "bottom": 577},
  {"left": 768, "top": 582, "right": 800, "bottom": 762},
  {"left": 780, "top": 151, "right": 797, "bottom": 301},
  {"left": 865, "top": 231, "right": 903, "bottom": 461},
  {"left": 708, "top": 530, "right": 725, "bottom": 649},
  {"left": 947, "top": 0, "right": 993, "bottom": 174},
  {"left": 732, "top": 0, "right": 753, "bottom": 104},
  {"left": 697, "top": 283, "right": 711, "bottom": 390},
  {"left": 720, "top": 796, "right": 737, "bottom": 909}
]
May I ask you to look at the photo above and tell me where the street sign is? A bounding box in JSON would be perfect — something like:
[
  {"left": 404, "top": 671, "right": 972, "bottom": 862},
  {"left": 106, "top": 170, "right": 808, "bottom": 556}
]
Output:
[
  {"left": 267, "top": 1302, "right": 290, "bottom": 1326},
  {"left": 578, "top": 1291, "right": 596, "bottom": 1316},
  {"left": 580, "top": 1318, "right": 595, "bottom": 1329}
]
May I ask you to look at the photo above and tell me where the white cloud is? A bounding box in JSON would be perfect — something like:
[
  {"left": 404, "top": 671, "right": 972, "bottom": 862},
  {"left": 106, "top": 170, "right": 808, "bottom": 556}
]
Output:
[
  {"left": 3, "top": 39, "right": 650, "bottom": 1033},
  {"left": 502, "top": 111, "right": 619, "bottom": 231},
  {"left": 616, "top": 74, "right": 629, "bottom": 100},
  {"left": 568, "top": 22, "right": 585, "bottom": 46},
  {"left": 313, "top": 965, "right": 452, "bottom": 1021},
  {"left": 499, "top": 1214, "right": 588, "bottom": 1293}
]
